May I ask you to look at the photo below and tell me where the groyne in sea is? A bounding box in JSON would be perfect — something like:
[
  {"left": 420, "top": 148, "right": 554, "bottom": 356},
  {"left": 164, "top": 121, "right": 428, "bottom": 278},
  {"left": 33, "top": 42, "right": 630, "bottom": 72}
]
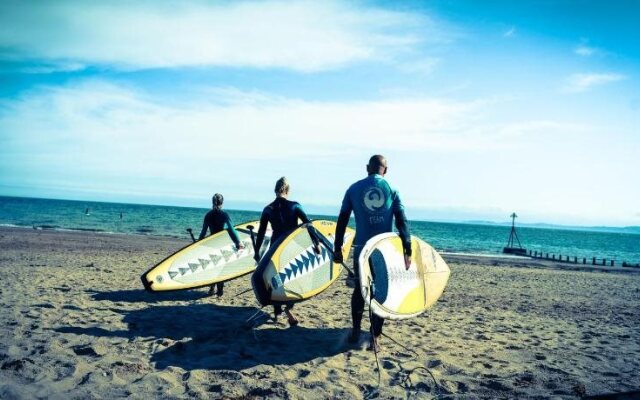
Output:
[{"left": 528, "top": 250, "right": 640, "bottom": 269}]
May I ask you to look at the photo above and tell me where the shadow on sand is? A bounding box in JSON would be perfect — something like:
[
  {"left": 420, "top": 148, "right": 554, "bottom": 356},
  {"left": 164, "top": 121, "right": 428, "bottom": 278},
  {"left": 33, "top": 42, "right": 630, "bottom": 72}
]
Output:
[
  {"left": 87, "top": 288, "right": 210, "bottom": 303},
  {"left": 55, "top": 303, "right": 347, "bottom": 371}
]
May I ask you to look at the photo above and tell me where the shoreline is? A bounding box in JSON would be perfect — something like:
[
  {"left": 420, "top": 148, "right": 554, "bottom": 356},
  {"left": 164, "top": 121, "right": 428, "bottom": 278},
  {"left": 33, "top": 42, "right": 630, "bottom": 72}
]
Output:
[
  {"left": 4, "top": 225, "right": 639, "bottom": 272},
  {"left": 442, "top": 252, "right": 640, "bottom": 275},
  {"left": 1, "top": 226, "right": 639, "bottom": 398}
]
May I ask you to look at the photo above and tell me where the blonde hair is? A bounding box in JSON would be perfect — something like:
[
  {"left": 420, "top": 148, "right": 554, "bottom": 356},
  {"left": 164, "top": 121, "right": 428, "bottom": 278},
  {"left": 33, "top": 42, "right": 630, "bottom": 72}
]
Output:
[{"left": 274, "top": 177, "right": 290, "bottom": 196}]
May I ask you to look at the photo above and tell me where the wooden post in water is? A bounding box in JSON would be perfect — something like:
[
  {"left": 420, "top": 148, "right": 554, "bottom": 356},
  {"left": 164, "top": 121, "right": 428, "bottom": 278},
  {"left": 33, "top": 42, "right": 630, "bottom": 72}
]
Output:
[
  {"left": 574, "top": 256, "right": 578, "bottom": 263},
  {"left": 592, "top": 257, "right": 596, "bottom": 265},
  {"left": 602, "top": 259, "right": 606, "bottom": 266},
  {"left": 583, "top": 258, "right": 586, "bottom": 264},
  {"left": 611, "top": 260, "right": 614, "bottom": 267}
]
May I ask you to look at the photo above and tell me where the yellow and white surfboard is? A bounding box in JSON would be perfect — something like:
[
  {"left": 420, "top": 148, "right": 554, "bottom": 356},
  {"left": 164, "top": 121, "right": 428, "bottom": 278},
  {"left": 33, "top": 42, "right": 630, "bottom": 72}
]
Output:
[
  {"left": 142, "top": 220, "right": 272, "bottom": 292},
  {"left": 252, "top": 220, "right": 355, "bottom": 305},
  {"left": 358, "top": 233, "right": 450, "bottom": 320}
]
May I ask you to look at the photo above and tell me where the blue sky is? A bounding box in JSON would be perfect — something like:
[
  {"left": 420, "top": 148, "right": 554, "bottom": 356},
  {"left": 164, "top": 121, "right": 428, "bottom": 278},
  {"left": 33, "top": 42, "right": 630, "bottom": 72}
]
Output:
[{"left": 1, "top": 0, "right": 638, "bottom": 226}]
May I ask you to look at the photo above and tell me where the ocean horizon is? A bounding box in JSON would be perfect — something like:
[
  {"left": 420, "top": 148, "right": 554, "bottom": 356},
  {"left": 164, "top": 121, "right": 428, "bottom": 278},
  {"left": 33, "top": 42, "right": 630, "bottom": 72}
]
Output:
[{"left": 1, "top": 195, "right": 639, "bottom": 265}]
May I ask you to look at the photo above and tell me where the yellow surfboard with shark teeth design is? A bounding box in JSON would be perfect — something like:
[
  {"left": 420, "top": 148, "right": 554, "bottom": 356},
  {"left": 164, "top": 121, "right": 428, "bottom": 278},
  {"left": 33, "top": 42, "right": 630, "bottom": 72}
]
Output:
[
  {"left": 142, "top": 220, "right": 272, "bottom": 292},
  {"left": 252, "top": 220, "right": 355, "bottom": 306}
]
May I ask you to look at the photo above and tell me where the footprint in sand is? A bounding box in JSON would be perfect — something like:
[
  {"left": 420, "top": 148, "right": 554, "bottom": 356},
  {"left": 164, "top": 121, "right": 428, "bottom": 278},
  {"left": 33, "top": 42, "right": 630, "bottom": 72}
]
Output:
[
  {"left": 298, "top": 369, "right": 311, "bottom": 378},
  {"left": 72, "top": 345, "right": 99, "bottom": 357},
  {"left": 381, "top": 359, "right": 395, "bottom": 370},
  {"left": 439, "top": 380, "right": 470, "bottom": 394}
]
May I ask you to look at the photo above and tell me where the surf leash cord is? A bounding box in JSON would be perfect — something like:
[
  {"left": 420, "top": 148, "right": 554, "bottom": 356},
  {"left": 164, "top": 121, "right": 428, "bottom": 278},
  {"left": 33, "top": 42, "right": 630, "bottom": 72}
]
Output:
[{"left": 367, "top": 276, "right": 382, "bottom": 391}]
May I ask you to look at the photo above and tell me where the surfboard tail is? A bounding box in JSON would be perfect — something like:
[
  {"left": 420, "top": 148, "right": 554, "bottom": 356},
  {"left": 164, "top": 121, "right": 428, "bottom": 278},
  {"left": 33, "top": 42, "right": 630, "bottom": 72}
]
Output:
[{"left": 251, "top": 260, "right": 272, "bottom": 306}]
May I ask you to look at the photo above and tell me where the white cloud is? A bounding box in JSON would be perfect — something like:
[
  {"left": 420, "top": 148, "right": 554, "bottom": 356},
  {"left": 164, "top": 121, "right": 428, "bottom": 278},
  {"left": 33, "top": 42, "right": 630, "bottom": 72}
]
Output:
[
  {"left": 1, "top": 81, "right": 596, "bottom": 170},
  {"left": 397, "top": 58, "right": 440, "bottom": 75},
  {"left": 495, "top": 120, "right": 590, "bottom": 138},
  {"left": 503, "top": 26, "right": 516, "bottom": 38},
  {"left": 574, "top": 45, "right": 598, "bottom": 57},
  {"left": 0, "top": 0, "right": 445, "bottom": 72},
  {"left": 0, "top": 80, "right": 594, "bottom": 199},
  {"left": 0, "top": 81, "right": 491, "bottom": 162},
  {"left": 1, "top": 61, "right": 86, "bottom": 74},
  {"left": 2, "top": 80, "right": 638, "bottom": 224},
  {"left": 562, "top": 73, "right": 626, "bottom": 93}
]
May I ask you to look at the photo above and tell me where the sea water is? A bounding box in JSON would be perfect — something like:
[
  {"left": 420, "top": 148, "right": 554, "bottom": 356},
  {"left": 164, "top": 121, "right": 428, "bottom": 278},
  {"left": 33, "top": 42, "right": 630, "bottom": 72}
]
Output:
[{"left": 1, "top": 196, "right": 638, "bottom": 264}]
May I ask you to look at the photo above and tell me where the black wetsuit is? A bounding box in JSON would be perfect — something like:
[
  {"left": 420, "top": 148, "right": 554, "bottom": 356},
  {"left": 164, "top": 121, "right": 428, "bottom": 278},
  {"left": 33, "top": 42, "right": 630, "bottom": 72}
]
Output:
[
  {"left": 254, "top": 197, "right": 310, "bottom": 315},
  {"left": 198, "top": 208, "right": 241, "bottom": 295}
]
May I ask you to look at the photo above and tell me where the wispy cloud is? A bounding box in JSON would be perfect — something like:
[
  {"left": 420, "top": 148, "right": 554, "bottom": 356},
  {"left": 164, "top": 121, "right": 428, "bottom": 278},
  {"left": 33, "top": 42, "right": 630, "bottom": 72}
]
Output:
[
  {"left": 503, "top": 26, "right": 516, "bottom": 38},
  {"left": 574, "top": 45, "right": 598, "bottom": 57},
  {"left": 396, "top": 58, "right": 440, "bottom": 75},
  {"left": 0, "top": 61, "right": 86, "bottom": 75},
  {"left": 562, "top": 73, "right": 626, "bottom": 93},
  {"left": 0, "top": 81, "right": 490, "bottom": 161},
  {"left": 495, "top": 120, "right": 590, "bottom": 138},
  {"left": 0, "top": 1, "right": 446, "bottom": 73},
  {"left": 0, "top": 80, "right": 595, "bottom": 201}
]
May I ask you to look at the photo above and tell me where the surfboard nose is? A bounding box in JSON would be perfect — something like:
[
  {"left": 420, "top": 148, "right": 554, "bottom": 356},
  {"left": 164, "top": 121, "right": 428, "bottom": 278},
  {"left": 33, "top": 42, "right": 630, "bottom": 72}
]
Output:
[{"left": 140, "top": 272, "right": 153, "bottom": 292}]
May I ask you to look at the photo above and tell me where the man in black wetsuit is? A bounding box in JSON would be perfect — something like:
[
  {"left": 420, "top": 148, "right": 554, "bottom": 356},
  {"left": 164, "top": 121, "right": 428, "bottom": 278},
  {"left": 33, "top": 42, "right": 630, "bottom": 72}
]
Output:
[
  {"left": 333, "top": 155, "right": 412, "bottom": 351},
  {"left": 254, "top": 177, "right": 311, "bottom": 326},
  {"left": 198, "top": 193, "right": 244, "bottom": 297}
]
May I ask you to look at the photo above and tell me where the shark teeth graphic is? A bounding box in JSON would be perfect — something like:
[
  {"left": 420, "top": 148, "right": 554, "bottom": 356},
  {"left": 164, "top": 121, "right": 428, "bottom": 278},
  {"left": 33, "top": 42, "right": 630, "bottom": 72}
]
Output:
[
  {"left": 279, "top": 243, "right": 331, "bottom": 285},
  {"left": 210, "top": 254, "right": 222, "bottom": 265},
  {"left": 221, "top": 249, "right": 233, "bottom": 262},
  {"left": 168, "top": 236, "right": 261, "bottom": 282}
]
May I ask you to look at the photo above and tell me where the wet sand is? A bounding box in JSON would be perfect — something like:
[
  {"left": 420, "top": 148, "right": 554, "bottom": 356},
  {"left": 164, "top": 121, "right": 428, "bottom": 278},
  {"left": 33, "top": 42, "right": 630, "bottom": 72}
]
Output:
[{"left": 1, "top": 226, "right": 639, "bottom": 399}]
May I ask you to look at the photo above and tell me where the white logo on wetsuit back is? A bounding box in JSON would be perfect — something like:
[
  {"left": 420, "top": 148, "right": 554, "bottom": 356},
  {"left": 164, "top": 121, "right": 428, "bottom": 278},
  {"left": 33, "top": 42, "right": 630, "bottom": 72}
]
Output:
[{"left": 363, "top": 187, "right": 385, "bottom": 212}]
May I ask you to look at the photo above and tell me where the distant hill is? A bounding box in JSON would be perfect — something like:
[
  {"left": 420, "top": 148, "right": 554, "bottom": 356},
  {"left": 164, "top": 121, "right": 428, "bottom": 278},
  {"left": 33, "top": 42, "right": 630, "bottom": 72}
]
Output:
[{"left": 462, "top": 220, "right": 640, "bottom": 235}]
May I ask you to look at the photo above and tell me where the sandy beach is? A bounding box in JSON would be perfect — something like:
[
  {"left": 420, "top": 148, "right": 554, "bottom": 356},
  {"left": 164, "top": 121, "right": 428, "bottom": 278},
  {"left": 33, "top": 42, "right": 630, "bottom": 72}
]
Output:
[{"left": 1, "top": 226, "right": 639, "bottom": 399}]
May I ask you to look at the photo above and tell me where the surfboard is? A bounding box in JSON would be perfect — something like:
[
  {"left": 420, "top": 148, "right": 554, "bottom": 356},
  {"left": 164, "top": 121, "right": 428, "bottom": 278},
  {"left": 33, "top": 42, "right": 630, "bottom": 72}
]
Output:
[
  {"left": 252, "top": 220, "right": 355, "bottom": 306},
  {"left": 141, "top": 220, "right": 272, "bottom": 292},
  {"left": 358, "top": 233, "right": 450, "bottom": 320}
]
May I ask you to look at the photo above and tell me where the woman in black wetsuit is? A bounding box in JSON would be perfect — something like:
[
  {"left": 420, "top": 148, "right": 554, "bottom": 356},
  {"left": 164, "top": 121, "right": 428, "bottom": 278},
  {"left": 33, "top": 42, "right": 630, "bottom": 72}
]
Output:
[
  {"left": 254, "top": 177, "right": 311, "bottom": 326},
  {"left": 198, "top": 193, "right": 244, "bottom": 296}
]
